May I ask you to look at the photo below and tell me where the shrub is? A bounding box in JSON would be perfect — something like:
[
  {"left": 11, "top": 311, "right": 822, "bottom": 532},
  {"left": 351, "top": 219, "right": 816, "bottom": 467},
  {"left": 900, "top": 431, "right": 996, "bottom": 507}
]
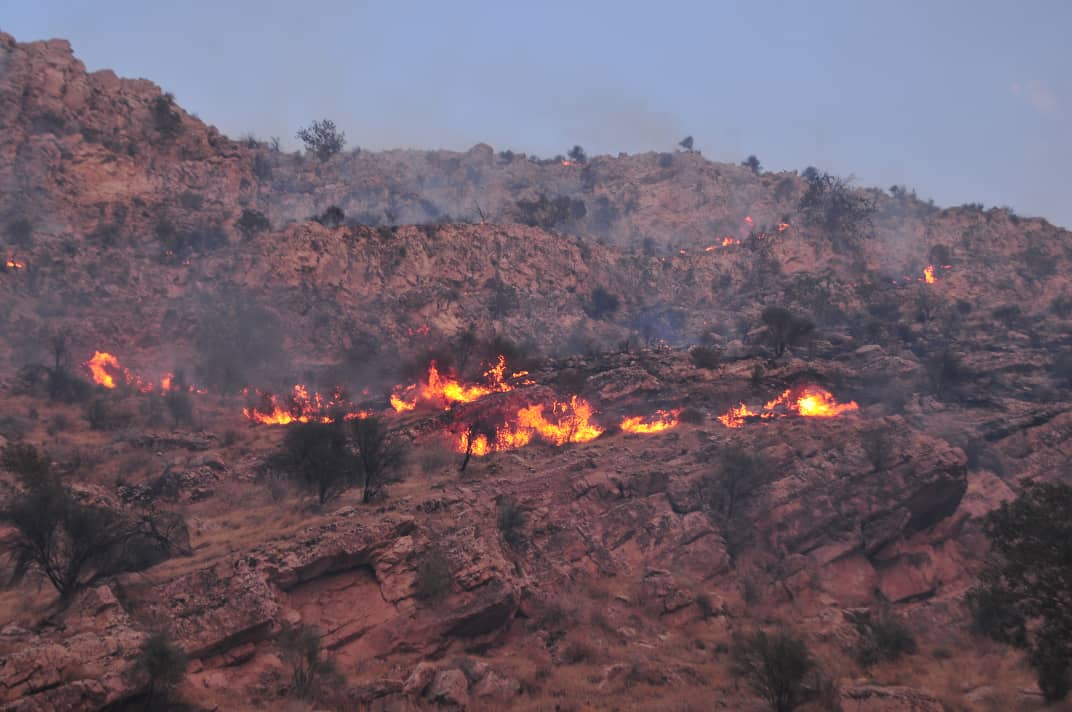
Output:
[
  {"left": 351, "top": 416, "right": 403, "bottom": 503},
  {"left": 513, "top": 194, "right": 586, "bottom": 229},
  {"left": 966, "top": 480, "right": 1072, "bottom": 702},
  {"left": 136, "top": 631, "right": 187, "bottom": 708},
  {"left": 84, "top": 396, "right": 133, "bottom": 431},
  {"left": 278, "top": 624, "right": 341, "bottom": 700},
  {"left": 730, "top": 628, "right": 814, "bottom": 712},
  {"left": 679, "top": 407, "right": 705, "bottom": 425},
  {"left": 992, "top": 304, "right": 1023, "bottom": 329},
  {"left": 1051, "top": 294, "right": 1072, "bottom": 319},
  {"left": 164, "top": 378, "right": 194, "bottom": 427},
  {"left": 314, "top": 205, "right": 345, "bottom": 228},
  {"left": 585, "top": 287, "right": 621, "bottom": 320},
  {"left": 742, "top": 155, "right": 762, "bottom": 173},
  {"left": 1022, "top": 245, "right": 1056, "bottom": 280},
  {"left": 678, "top": 136, "right": 694, "bottom": 151},
  {"left": 925, "top": 348, "right": 967, "bottom": 398},
  {"left": 567, "top": 145, "right": 587, "bottom": 164},
  {"left": 851, "top": 607, "right": 918, "bottom": 667},
  {"left": 235, "top": 209, "right": 270, "bottom": 239},
  {"left": 0, "top": 450, "right": 185, "bottom": 604},
  {"left": 273, "top": 421, "right": 355, "bottom": 505},
  {"left": 690, "top": 345, "right": 721, "bottom": 370},
  {"left": 861, "top": 427, "right": 895, "bottom": 472},
  {"left": 152, "top": 93, "right": 183, "bottom": 137},
  {"left": 761, "top": 306, "right": 814, "bottom": 358},
  {"left": 658, "top": 152, "right": 674, "bottom": 168},
  {"left": 296, "top": 119, "right": 346, "bottom": 161},
  {"left": 798, "top": 171, "right": 875, "bottom": 249},
  {"left": 496, "top": 495, "right": 528, "bottom": 549},
  {"left": 415, "top": 547, "right": 452, "bottom": 603}
]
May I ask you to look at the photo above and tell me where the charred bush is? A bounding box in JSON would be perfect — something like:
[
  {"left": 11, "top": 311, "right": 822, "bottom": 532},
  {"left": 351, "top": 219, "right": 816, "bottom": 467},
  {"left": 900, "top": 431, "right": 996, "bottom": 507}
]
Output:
[
  {"left": 742, "top": 155, "right": 762, "bottom": 173},
  {"left": 235, "top": 209, "right": 270, "bottom": 239},
  {"left": 152, "top": 93, "right": 183, "bottom": 137},
  {"left": 296, "top": 119, "right": 346, "bottom": 161},
  {"left": 585, "top": 287, "right": 621, "bottom": 321},
  {"left": 925, "top": 348, "right": 967, "bottom": 398},
  {"left": 589, "top": 195, "right": 620, "bottom": 231},
  {"left": 84, "top": 396, "right": 134, "bottom": 431}
]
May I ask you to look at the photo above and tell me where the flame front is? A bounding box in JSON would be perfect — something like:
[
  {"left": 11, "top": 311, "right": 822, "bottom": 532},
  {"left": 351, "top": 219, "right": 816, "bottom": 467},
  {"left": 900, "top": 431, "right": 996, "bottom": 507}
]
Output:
[
  {"left": 243, "top": 385, "right": 369, "bottom": 425},
  {"left": 923, "top": 265, "right": 936, "bottom": 284},
  {"left": 620, "top": 409, "right": 682, "bottom": 434},
  {"left": 391, "top": 355, "right": 521, "bottom": 413},
  {"left": 4, "top": 259, "right": 25, "bottom": 270},
  {"left": 453, "top": 395, "right": 603, "bottom": 456},
  {"left": 717, "top": 386, "right": 858, "bottom": 427},
  {"left": 86, "top": 351, "right": 122, "bottom": 389}
]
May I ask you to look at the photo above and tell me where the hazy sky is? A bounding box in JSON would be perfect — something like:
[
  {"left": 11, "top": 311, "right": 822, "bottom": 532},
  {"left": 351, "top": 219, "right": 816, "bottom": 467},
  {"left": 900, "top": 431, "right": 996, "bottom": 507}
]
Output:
[{"left": 5, "top": 1, "right": 1071, "bottom": 227}]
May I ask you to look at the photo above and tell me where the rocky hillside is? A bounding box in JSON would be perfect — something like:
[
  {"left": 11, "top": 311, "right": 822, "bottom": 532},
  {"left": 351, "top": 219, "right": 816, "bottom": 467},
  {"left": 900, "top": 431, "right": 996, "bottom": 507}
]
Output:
[{"left": 0, "top": 32, "right": 1071, "bottom": 712}]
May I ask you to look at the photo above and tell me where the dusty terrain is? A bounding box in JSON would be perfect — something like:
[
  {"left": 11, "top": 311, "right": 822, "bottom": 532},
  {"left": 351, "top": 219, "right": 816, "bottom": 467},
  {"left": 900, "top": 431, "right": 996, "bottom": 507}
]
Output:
[{"left": 1, "top": 32, "right": 1072, "bottom": 711}]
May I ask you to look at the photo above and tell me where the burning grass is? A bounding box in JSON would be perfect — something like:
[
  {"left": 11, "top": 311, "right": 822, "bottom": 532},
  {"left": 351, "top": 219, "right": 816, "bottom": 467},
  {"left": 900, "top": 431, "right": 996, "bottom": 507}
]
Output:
[{"left": 718, "top": 385, "right": 858, "bottom": 428}]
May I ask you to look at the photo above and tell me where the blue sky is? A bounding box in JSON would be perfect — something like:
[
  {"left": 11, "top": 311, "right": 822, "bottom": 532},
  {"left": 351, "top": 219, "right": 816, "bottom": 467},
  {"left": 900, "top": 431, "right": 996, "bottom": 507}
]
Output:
[{"left": 4, "top": 1, "right": 1070, "bottom": 227}]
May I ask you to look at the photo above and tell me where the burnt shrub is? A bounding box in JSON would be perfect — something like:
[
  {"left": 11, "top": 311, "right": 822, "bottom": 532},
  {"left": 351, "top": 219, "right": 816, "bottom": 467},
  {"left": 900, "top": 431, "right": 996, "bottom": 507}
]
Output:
[
  {"left": 584, "top": 287, "right": 620, "bottom": 320},
  {"left": 514, "top": 194, "right": 586, "bottom": 229},
  {"left": 925, "top": 348, "right": 967, "bottom": 398},
  {"left": 314, "top": 205, "right": 345, "bottom": 228},
  {"left": 761, "top": 306, "right": 814, "bottom": 358}
]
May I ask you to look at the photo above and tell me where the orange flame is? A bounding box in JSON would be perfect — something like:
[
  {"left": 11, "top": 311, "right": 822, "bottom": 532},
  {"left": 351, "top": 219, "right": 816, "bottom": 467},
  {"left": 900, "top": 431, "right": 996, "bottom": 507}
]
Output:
[
  {"left": 86, "top": 351, "right": 122, "bottom": 389},
  {"left": 453, "top": 395, "right": 603, "bottom": 456},
  {"left": 705, "top": 237, "right": 741, "bottom": 251},
  {"left": 561, "top": 160, "right": 575, "bottom": 167},
  {"left": 923, "top": 265, "right": 936, "bottom": 284},
  {"left": 243, "top": 385, "right": 369, "bottom": 425},
  {"left": 744, "top": 215, "right": 754, "bottom": 227},
  {"left": 717, "top": 386, "right": 858, "bottom": 427},
  {"left": 777, "top": 221, "right": 790, "bottom": 232},
  {"left": 620, "top": 409, "right": 682, "bottom": 434},
  {"left": 391, "top": 355, "right": 522, "bottom": 413},
  {"left": 4, "top": 259, "right": 25, "bottom": 270}
]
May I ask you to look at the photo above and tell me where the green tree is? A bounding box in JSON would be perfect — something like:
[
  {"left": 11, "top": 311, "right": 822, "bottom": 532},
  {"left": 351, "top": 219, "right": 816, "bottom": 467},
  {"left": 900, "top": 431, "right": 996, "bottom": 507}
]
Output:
[{"left": 966, "top": 480, "right": 1072, "bottom": 702}]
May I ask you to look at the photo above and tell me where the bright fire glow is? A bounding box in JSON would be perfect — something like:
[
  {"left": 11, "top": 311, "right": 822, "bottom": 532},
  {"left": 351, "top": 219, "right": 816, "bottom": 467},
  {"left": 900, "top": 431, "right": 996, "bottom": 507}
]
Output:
[
  {"left": 620, "top": 409, "right": 682, "bottom": 434},
  {"left": 718, "top": 386, "right": 858, "bottom": 428},
  {"left": 923, "top": 265, "right": 936, "bottom": 284},
  {"left": 391, "top": 355, "right": 525, "bottom": 413},
  {"left": 454, "top": 395, "right": 604, "bottom": 456},
  {"left": 4, "top": 259, "right": 25, "bottom": 270},
  {"left": 86, "top": 351, "right": 122, "bottom": 389},
  {"left": 243, "top": 385, "right": 369, "bottom": 425}
]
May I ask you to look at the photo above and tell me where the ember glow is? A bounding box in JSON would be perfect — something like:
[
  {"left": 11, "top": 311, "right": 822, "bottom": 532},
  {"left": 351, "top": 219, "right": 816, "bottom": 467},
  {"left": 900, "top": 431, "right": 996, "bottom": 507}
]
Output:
[
  {"left": 4, "top": 258, "right": 25, "bottom": 270},
  {"left": 453, "top": 395, "right": 604, "bottom": 456},
  {"left": 243, "top": 385, "right": 369, "bottom": 425},
  {"left": 923, "top": 265, "right": 936, "bottom": 284},
  {"left": 718, "top": 386, "right": 858, "bottom": 428},
  {"left": 391, "top": 355, "right": 525, "bottom": 412},
  {"left": 620, "top": 409, "right": 682, "bottom": 434},
  {"left": 87, "top": 351, "right": 122, "bottom": 389},
  {"left": 705, "top": 237, "right": 741, "bottom": 251}
]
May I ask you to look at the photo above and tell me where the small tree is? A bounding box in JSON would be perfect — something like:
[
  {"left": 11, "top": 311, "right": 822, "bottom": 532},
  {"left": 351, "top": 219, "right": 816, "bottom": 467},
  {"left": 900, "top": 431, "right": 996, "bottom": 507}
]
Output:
[
  {"left": 966, "top": 480, "right": 1072, "bottom": 702},
  {"left": 678, "top": 136, "right": 694, "bottom": 151},
  {"left": 275, "top": 421, "right": 355, "bottom": 505},
  {"left": 136, "top": 631, "right": 187, "bottom": 709},
  {"left": 798, "top": 171, "right": 875, "bottom": 248},
  {"left": 761, "top": 306, "right": 814, "bottom": 358},
  {"left": 296, "top": 119, "right": 346, "bottom": 161},
  {"left": 730, "top": 628, "right": 814, "bottom": 712},
  {"left": 742, "top": 155, "right": 762, "bottom": 173},
  {"left": 567, "top": 145, "right": 587, "bottom": 164},
  {"left": 702, "top": 447, "right": 768, "bottom": 559},
  {"left": 278, "top": 624, "right": 340, "bottom": 700},
  {"left": 164, "top": 370, "right": 194, "bottom": 427},
  {"left": 459, "top": 418, "right": 497, "bottom": 473},
  {"left": 861, "top": 427, "right": 895, "bottom": 472},
  {"left": 152, "top": 93, "right": 183, "bottom": 137},
  {"left": 314, "top": 205, "right": 346, "bottom": 228},
  {"left": 496, "top": 495, "right": 528, "bottom": 549},
  {"left": 351, "top": 416, "right": 403, "bottom": 503}
]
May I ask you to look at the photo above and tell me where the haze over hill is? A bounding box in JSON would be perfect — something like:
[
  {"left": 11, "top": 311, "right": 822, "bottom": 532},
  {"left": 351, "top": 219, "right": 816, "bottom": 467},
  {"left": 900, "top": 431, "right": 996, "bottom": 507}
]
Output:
[{"left": 0, "top": 30, "right": 1071, "bottom": 712}]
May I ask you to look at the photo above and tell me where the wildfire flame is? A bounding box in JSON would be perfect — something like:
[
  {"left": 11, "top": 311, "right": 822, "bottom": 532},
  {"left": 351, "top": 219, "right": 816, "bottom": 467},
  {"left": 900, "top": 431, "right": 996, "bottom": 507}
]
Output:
[
  {"left": 744, "top": 215, "right": 754, "bottom": 227},
  {"left": 243, "top": 385, "right": 369, "bottom": 425},
  {"left": 561, "top": 160, "right": 575, "bottom": 167},
  {"left": 86, "top": 351, "right": 122, "bottom": 389},
  {"left": 86, "top": 351, "right": 189, "bottom": 394},
  {"left": 718, "top": 386, "right": 858, "bottom": 428},
  {"left": 454, "top": 395, "right": 604, "bottom": 456},
  {"left": 923, "top": 265, "right": 936, "bottom": 284},
  {"left": 4, "top": 259, "right": 25, "bottom": 270},
  {"left": 705, "top": 237, "right": 741, "bottom": 251},
  {"left": 777, "top": 221, "right": 790, "bottom": 232},
  {"left": 391, "top": 355, "right": 525, "bottom": 413},
  {"left": 620, "top": 409, "right": 682, "bottom": 434}
]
